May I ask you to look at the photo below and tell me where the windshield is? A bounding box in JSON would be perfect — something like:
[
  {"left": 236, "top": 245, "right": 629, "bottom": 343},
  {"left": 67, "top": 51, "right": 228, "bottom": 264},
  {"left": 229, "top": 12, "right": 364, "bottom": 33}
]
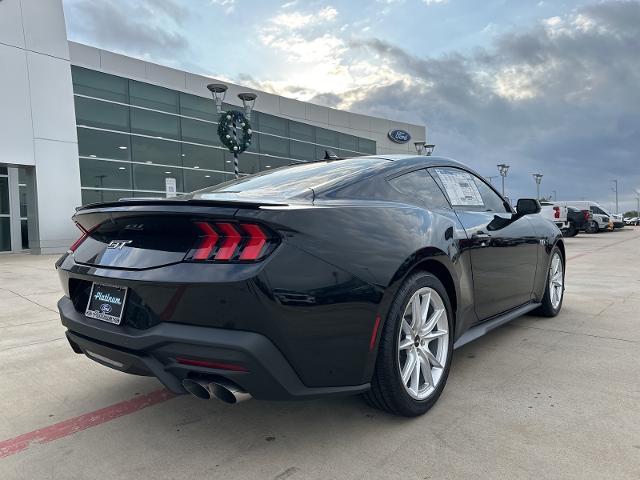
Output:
[{"left": 186, "top": 158, "right": 389, "bottom": 201}]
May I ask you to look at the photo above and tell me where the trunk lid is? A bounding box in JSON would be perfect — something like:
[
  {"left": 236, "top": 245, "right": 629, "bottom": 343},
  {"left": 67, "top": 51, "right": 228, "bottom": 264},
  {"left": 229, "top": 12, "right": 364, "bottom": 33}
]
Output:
[{"left": 71, "top": 199, "right": 286, "bottom": 270}]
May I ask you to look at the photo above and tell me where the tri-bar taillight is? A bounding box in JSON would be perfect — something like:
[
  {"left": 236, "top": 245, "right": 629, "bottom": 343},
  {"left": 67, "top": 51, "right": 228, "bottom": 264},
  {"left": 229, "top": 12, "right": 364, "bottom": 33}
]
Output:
[
  {"left": 68, "top": 223, "right": 90, "bottom": 252},
  {"left": 185, "top": 221, "right": 279, "bottom": 263}
]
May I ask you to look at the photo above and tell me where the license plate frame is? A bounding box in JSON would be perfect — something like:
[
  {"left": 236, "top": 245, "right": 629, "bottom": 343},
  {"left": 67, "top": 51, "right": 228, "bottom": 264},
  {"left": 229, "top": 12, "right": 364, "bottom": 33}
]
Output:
[{"left": 85, "top": 283, "right": 128, "bottom": 325}]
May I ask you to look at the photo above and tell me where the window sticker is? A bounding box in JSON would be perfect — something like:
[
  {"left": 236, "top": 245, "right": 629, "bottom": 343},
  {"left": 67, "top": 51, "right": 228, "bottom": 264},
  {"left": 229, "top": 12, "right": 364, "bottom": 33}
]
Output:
[{"left": 434, "top": 169, "right": 484, "bottom": 207}]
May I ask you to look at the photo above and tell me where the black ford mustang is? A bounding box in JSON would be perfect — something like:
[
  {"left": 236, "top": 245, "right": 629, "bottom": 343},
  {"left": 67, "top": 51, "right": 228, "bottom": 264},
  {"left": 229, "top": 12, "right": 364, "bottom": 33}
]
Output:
[{"left": 56, "top": 155, "right": 565, "bottom": 417}]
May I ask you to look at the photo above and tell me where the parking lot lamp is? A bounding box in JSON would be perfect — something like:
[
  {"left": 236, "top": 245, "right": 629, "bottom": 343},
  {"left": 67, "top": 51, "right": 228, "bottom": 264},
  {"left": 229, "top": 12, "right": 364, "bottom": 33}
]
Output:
[
  {"left": 533, "top": 173, "right": 544, "bottom": 200},
  {"left": 414, "top": 142, "right": 435, "bottom": 156},
  {"left": 207, "top": 83, "right": 228, "bottom": 114},
  {"left": 611, "top": 180, "right": 619, "bottom": 214},
  {"left": 497, "top": 164, "right": 509, "bottom": 196},
  {"left": 238, "top": 92, "right": 257, "bottom": 120}
]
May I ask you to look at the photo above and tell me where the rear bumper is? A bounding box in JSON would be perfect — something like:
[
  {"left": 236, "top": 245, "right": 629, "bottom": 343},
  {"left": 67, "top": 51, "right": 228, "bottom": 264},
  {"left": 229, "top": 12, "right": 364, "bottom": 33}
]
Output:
[{"left": 59, "top": 297, "right": 369, "bottom": 400}]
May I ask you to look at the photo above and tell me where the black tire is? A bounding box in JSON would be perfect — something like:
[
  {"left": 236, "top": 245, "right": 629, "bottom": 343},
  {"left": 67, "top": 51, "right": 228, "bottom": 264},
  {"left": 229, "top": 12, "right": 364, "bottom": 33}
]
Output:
[
  {"left": 586, "top": 220, "right": 599, "bottom": 234},
  {"left": 532, "top": 246, "right": 565, "bottom": 317},
  {"left": 563, "top": 226, "right": 578, "bottom": 238},
  {"left": 363, "top": 272, "right": 454, "bottom": 417}
]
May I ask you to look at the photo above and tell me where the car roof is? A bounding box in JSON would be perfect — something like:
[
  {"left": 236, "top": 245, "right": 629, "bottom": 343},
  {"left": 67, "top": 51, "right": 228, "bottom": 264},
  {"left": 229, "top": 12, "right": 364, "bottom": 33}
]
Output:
[{"left": 375, "top": 154, "right": 469, "bottom": 169}]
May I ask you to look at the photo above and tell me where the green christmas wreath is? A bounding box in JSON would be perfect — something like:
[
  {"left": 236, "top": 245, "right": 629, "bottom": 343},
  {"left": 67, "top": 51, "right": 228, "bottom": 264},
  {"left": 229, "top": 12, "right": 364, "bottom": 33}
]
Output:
[{"left": 217, "top": 110, "right": 253, "bottom": 154}]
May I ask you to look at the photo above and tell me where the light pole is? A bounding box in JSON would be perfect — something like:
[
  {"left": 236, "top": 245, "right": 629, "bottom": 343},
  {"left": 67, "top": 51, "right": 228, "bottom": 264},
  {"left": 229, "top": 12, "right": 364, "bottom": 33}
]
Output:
[
  {"left": 207, "top": 84, "right": 257, "bottom": 178},
  {"left": 414, "top": 142, "right": 435, "bottom": 156},
  {"left": 611, "top": 180, "right": 619, "bottom": 214},
  {"left": 486, "top": 175, "right": 498, "bottom": 185},
  {"left": 532, "top": 173, "right": 543, "bottom": 200},
  {"left": 552, "top": 190, "right": 557, "bottom": 201},
  {"left": 497, "top": 164, "right": 509, "bottom": 196}
]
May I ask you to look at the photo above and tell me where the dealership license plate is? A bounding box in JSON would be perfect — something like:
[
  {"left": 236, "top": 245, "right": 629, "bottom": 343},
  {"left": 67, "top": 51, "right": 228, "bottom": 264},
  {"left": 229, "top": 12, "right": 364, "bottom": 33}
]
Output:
[{"left": 85, "top": 283, "right": 128, "bottom": 325}]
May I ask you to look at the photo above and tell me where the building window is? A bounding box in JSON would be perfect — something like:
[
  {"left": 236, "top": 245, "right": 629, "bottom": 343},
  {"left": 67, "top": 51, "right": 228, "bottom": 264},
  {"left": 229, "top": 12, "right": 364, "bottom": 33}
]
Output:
[
  {"left": 81, "top": 189, "right": 133, "bottom": 205},
  {"left": 72, "top": 67, "right": 129, "bottom": 102},
  {"left": 78, "top": 128, "right": 131, "bottom": 160},
  {"left": 180, "top": 92, "right": 217, "bottom": 121},
  {"left": 130, "top": 108, "right": 180, "bottom": 140},
  {"left": 132, "top": 163, "right": 184, "bottom": 192},
  {"left": 130, "top": 81, "right": 178, "bottom": 113},
  {"left": 72, "top": 67, "right": 377, "bottom": 203},
  {"left": 181, "top": 144, "right": 225, "bottom": 171},
  {"left": 131, "top": 136, "right": 182, "bottom": 166},
  {"left": 74, "top": 96, "right": 130, "bottom": 131},
  {"left": 80, "top": 158, "right": 133, "bottom": 190}
]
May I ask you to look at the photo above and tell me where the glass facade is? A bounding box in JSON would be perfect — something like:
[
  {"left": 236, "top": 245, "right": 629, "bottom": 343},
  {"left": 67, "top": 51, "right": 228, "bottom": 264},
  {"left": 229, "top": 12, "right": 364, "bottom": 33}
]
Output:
[
  {"left": 72, "top": 67, "right": 377, "bottom": 205},
  {"left": 0, "top": 170, "right": 9, "bottom": 251}
]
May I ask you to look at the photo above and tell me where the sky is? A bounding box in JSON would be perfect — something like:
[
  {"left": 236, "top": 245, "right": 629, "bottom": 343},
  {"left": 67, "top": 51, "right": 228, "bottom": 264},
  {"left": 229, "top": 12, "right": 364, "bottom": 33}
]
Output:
[{"left": 61, "top": 0, "right": 640, "bottom": 213}]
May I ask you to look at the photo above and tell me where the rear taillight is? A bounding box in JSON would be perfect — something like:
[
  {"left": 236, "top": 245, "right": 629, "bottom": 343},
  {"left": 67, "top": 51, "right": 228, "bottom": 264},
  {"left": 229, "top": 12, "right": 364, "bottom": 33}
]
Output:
[
  {"left": 185, "top": 221, "right": 278, "bottom": 262},
  {"left": 553, "top": 206, "right": 560, "bottom": 219},
  {"left": 68, "top": 223, "right": 89, "bottom": 252},
  {"left": 582, "top": 210, "right": 590, "bottom": 221}
]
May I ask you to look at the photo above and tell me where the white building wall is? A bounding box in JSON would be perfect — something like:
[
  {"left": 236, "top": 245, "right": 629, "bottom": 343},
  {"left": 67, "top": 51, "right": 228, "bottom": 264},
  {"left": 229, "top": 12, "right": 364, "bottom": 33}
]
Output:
[{"left": 0, "top": 0, "right": 81, "bottom": 254}]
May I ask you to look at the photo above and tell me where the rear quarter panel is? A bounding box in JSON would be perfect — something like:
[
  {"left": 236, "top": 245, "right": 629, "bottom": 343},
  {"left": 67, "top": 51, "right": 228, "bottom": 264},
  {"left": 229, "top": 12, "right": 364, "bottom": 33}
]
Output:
[{"left": 242, "top": 202, "right": 475, "bottom": 342}]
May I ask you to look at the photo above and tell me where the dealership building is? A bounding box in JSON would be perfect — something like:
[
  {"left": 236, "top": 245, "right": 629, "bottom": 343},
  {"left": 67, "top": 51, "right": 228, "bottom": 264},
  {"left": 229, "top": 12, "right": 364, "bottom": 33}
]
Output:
[{"left": 0, "top": 0, "right": 426, "bottom": 254}]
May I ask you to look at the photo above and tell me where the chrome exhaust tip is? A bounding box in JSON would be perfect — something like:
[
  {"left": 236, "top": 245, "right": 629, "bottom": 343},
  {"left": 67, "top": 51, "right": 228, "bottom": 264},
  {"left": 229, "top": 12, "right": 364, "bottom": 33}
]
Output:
[
  {"left": 181, "top": 378, "right": 251, "bottom": 404},
  {"left": 210, "top": 381, "right": 252, "bottom": 404},
  {"left": 182, "top": 378, "right": 212, "bottom": 400}
]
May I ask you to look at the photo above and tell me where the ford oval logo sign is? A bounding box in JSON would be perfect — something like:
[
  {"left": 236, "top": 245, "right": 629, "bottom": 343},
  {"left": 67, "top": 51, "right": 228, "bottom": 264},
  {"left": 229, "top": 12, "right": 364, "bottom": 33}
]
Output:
[{"left": 388, "top": 129, "right": 411, "bottom": 144}]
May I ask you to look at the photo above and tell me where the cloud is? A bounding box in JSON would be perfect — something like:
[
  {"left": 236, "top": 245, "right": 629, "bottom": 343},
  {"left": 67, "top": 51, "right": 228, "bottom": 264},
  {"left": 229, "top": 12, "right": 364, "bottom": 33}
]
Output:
[
  {"left": 63, "top": 0, "right": 190, "bottom": 62},
  {"left": 210, "top": 0, "right": 237, "bottom": 14},
  {"left": 256, "top": 0, "right": 640, "bottom": 210}
]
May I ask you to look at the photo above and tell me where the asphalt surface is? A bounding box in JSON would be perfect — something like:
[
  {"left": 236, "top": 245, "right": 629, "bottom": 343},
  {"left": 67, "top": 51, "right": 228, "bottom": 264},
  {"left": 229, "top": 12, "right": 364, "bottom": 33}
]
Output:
[{"left": 1, "top": 227, "right": 639, "bottom": 479}]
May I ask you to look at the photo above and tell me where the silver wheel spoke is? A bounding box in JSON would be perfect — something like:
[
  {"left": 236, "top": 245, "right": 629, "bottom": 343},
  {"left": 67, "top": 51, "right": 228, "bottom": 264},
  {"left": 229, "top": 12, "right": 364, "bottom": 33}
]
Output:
[
  {"left": 411, "top": 353, "right": 421, "bottom": 393},
  {"left": 401, "top": 319, "right": 413, "bottom": 336},
  {"left": 411, "top": 296, "right": 421, "bottom": 332},
  {"left": 420, "top": 308, "right": 444, "bottom": 336},
  {"left": 398, "top": 337, "right": 413, "bottom": 351},
  {"left": 401, "top": 350, "right": 417, "bottom": 385},
  {"left": 424, "top": 329, "right": 447, "bottom": 341},
  {"left": 418, "top": 348, "right": 434, "bottom": 386},
  {"left": 422, "top": 347, "right": 443, "bottom": 369}
]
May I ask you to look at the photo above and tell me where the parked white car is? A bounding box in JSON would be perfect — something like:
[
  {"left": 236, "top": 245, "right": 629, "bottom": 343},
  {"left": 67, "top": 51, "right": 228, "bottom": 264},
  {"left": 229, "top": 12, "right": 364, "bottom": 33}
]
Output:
[{"left": 556, "top": 201, "right": 611, "bottom": 233}]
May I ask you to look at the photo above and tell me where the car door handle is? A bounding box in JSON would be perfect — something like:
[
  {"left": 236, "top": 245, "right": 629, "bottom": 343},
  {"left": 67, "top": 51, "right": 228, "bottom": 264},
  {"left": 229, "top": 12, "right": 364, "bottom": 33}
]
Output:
[{"left": 472, "top": 233, "right": 491, "bottom": 240}]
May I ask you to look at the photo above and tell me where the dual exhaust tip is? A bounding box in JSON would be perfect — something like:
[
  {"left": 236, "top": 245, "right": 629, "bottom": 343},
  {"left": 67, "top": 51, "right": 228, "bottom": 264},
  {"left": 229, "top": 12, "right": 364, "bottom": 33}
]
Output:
[{"left": 181, "top": 378, "right": 251, "bottom": 404}]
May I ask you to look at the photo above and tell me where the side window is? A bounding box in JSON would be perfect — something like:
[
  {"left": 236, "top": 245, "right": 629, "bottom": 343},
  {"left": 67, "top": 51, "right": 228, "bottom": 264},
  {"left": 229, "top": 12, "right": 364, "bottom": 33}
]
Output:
[
  {"left": 591, "top": 206, "right": 606, "bottom": 215},
  {"left": 432, "top": 167, "right": 509, "bottom": 213},
  {"left": 387, "top": 169, "right": 450, "bottom": 210}
]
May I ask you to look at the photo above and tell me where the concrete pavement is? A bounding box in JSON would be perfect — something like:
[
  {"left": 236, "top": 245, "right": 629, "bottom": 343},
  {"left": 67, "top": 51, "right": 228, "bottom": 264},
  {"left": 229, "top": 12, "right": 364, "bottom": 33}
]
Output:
[{"left": 1, "top": 228, "right": 639, "bottom": 479}]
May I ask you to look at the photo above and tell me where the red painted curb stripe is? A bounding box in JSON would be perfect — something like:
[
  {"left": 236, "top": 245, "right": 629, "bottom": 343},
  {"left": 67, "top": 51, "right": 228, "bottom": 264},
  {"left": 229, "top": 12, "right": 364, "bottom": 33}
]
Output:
[{"left": 0, "top": 388, "right": 175, "bottom": 460}]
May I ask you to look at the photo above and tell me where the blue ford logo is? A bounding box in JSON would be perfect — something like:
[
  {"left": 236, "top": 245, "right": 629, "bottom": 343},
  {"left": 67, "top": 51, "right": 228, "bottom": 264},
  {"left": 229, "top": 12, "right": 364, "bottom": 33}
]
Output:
[
  {"left": 100, "top": 303, "right": 112, "bottom": 314},
  {"left": 388, "top": 129, "right": 411, "bottom": 144}
]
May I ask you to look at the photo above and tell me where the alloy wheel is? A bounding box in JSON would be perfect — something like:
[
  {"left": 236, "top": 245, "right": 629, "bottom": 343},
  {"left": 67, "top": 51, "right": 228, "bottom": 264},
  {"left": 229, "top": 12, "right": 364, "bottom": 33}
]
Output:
[
  {"left": 397, "top": 287, "right": 449, "bottom": 400},
  {"left": 549, "top": 252, "right": 564, "bottom": 309}
]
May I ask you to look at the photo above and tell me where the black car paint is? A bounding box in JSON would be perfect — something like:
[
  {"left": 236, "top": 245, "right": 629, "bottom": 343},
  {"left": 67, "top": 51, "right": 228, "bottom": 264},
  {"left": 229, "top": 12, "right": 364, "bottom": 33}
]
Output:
[{"left": 56, "top": 156, "right": 563, "bottom": 398}]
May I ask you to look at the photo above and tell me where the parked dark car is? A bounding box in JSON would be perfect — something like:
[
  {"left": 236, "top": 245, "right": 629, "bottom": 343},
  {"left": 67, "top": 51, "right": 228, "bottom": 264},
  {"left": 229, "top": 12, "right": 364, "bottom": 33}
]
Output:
[
  {"left": 56, "top": 155, "right": 565, "bottom": 417},
  {"left": 565, "top": 206, "right": 588, "bottom": 237}
]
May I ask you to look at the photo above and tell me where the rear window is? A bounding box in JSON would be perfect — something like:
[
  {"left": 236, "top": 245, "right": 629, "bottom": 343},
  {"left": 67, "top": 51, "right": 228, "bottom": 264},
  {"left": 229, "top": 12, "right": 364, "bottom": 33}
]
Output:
[{"left": 187, "top": 158, "right": 388, "bottom": 200}]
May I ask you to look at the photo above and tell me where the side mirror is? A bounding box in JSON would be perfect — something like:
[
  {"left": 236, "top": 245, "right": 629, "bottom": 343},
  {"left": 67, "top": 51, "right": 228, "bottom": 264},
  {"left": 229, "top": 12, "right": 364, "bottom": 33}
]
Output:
[{"left": 516, "top": 198, "right": 541, "bottom": 215}]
